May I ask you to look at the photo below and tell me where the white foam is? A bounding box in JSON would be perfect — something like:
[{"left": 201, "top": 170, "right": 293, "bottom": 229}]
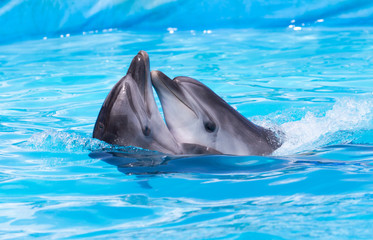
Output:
[{"left": 274, "top": 98, "right": 373, "bottom": 155}]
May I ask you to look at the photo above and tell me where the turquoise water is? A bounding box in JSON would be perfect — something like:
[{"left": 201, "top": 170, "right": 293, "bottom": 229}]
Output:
[{"left": 1, "top": 27, "right": 373, "bottom": 239}]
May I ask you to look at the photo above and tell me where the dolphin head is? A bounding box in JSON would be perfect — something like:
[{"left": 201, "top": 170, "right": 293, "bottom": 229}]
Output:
[
  {"left": 151, "top": 70, "right": 282, "bottom": 156},
  {"left": 93, "top": 51, "right": 181, "bottom": 154}
]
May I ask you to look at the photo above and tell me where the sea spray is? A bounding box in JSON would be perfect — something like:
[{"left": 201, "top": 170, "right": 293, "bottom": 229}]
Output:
[{"left": 274, "top": 97, "right": 373, "bottom": 155}]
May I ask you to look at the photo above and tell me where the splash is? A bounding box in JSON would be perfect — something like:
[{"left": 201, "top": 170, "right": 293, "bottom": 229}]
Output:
[
  {"left": 274, "top": 97, "right": 373, "bottom": 155},
  {"left": 22, "top": 129, "right": 111, "bottom": 152},
  {"left": 22, "top": 129, "right": 147, "bottom": 154},
  {"left": 23, "top": 129, "right": 161, "bottom": 155}
]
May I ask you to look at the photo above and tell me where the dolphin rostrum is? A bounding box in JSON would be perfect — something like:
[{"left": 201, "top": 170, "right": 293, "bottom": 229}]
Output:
[
  {"left": 93, "top": 51, "right": 220, "bottom": 155},
  {"left": 151, "top": 70, "right": 283, "bottom": 156}
]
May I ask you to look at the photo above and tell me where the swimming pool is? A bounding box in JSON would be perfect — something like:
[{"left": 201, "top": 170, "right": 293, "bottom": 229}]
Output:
[{"left": 1, "top": 1, "right": 373, "bottom": 239}]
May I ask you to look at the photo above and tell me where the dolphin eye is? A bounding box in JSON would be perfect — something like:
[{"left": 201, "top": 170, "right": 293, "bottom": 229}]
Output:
[
  {"left": 143, "top": 126, "right": 151, "bottom": 136},
  {"left": 99, "top": 122, "right": 104, "bottom": 130},
  {"left": 204, "top": 122, "right": 216, "bottom": 133}
]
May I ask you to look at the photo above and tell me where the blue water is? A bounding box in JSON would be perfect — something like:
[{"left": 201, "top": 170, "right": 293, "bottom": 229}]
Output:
[
  {"left": 3, "top": 0, "right": 373, "bottom": 43},
  {"left": 1, "top": 3, "right": 373, "bottom": 239}
]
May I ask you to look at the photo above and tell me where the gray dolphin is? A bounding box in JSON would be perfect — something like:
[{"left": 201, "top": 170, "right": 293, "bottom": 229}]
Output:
[
  {"left": 93, "top": 51, "right": 183, "bottom": 154},
  {"left": 93, "top": 51, "right": 220, "bottom": 155},
  {"left": 151, "top": 70, "right": 283, "bottom": 156}
]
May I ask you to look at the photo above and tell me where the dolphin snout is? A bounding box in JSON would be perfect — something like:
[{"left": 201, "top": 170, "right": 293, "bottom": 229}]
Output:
[
  {"left": 127, "top": 51, "right": 150, "bottom": 80},
  {"left": 137, "top": 50, "right": 149, "bottom": 60},
  {"left": 151, "top": 70, "right": 179, "bottom": 93}
]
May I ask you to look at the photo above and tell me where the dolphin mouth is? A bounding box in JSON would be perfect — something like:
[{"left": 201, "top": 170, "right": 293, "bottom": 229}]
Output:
[
  {"left": 126, "top": 50, "right": 153, "bottom": 116},
  {"left": 151, "top": 70, "right": 197, "bottom": 117}
]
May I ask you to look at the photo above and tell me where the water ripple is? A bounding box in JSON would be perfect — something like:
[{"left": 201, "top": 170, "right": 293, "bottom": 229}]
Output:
[{"left": 0, "top": 28, "right": 372, "bottom": 239}]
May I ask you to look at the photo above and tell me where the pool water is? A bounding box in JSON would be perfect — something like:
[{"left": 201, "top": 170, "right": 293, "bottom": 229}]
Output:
[{"left": 0, "top": 28, "right": 372, "bottom": 239}]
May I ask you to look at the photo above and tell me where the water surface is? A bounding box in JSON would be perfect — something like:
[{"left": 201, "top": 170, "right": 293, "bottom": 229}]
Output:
[{"left": 0, "top": 28, "right": 372, "bottom": 239}]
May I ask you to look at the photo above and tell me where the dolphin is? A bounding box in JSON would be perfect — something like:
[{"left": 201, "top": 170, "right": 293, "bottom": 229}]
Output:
[
  {"left": 92, "top": 51, "right": 183, "bottom": 154},
  {"left": 93, "top": 51, "right": 220, "bottom": 155},
  {"left": 151, "top": 70, "right": 283, "bottom": 156}
]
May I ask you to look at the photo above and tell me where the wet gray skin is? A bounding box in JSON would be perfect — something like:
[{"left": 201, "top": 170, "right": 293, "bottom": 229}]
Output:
[
  {"left": 93, "top": 51, "right": 183, "bottom": 154},
  {"left": 151, "top": 70, "right": 283, "bottom": 156},
  {"left": 93, "top": 51, "right": 220, "bottom": 155}
]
